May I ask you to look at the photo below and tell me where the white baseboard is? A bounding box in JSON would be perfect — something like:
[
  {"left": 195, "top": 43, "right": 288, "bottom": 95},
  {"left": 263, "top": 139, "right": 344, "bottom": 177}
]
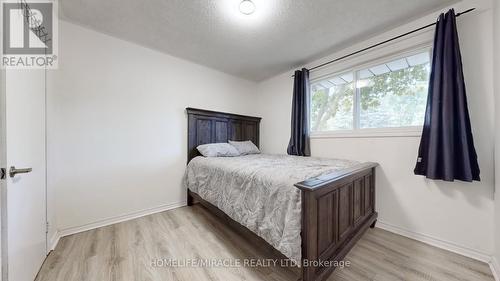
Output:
[
  {"left": 49, "top": 230, "right": 60, "bottom": 251},
  {"left": 50, "top": 201, "right": 186, "bottom": 250},
  {"left": 490, "top": 256, "right": 500, "bottom": 281},
  {"left": 376, "top": 220, "right": 492, "bottom": 263}
]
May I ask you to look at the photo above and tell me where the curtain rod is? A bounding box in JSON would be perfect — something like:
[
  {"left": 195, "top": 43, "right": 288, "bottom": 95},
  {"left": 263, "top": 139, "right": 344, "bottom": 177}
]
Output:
[{"left": 292, "top": 8, "right": 475, "bottom": 77}]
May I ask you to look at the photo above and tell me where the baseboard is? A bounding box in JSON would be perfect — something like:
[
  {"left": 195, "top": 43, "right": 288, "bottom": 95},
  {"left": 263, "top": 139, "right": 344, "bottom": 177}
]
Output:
[
  {"left": 376, "top": 220, "right": 492, "bottom": 263},
  {"left": 52, "top": 201, "right": 186, "bottom": 248},
  {"left": 490, "top": 256, "right": 500, "bottom": 281},
  {"left": 49, "top": 230, "right": 60, "bottom": 251}
]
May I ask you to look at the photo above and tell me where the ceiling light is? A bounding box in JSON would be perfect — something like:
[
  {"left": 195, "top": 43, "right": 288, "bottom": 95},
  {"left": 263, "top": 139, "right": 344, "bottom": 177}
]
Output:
[{"left": 239, "top": 0, "right": 255, "bottom": 15}]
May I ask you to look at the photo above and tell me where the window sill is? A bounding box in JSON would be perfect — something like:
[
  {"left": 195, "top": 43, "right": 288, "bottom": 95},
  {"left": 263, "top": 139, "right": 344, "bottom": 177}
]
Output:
[{"left": 310, "top": 127, "right": 423, "bottom": 139}]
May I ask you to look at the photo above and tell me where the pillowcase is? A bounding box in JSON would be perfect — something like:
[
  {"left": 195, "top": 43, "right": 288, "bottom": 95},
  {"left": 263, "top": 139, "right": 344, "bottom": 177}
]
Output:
[
  {"left": 197, "top": 143, "right": 240, "bottom": 157},
  {"left": 228, "top": 140, "right": 261, "bottom": 155}
]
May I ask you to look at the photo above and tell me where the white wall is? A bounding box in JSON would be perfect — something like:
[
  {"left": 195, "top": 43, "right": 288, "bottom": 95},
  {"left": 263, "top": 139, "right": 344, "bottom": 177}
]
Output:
[
  {"left": 493, "top": 0, "right": 500, "bottom": 276},
  {"left": 47, "top": 21, "right": 257, "bottom": 235},
  {"left": 256, "top": 1, "right": 495, "bottom": 259}
]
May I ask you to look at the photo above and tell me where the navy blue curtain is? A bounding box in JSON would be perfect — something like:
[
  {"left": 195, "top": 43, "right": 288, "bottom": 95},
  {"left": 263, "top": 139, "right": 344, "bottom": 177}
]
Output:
[
  {"left": 414, "top": 9, "right": 480, "bottom": 182},
  {"left": 287, "top": 68, "right": 311, "bottom": 156}
]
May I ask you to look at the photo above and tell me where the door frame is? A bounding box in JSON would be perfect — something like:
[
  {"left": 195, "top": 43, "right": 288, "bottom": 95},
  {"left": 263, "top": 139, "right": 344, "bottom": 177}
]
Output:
[{"left": 1, "top": 67, "right": 7, "bottom": 281}]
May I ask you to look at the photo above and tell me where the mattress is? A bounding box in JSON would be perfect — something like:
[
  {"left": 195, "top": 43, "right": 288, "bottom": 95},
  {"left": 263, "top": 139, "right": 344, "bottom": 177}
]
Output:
[{"left": 183, "top": 153, "right": 360, "bottom": 263}]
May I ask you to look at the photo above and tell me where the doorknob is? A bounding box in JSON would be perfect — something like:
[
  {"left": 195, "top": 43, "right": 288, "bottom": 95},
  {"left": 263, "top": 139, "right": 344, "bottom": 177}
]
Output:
[{"left": 9, "top": 166, "right": 32, "bottom": 178}]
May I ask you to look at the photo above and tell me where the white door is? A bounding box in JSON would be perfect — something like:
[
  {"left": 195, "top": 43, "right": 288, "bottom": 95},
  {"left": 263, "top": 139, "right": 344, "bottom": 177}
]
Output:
[{"left": 2, "top": 69, "right": 47, "bottom": 281}]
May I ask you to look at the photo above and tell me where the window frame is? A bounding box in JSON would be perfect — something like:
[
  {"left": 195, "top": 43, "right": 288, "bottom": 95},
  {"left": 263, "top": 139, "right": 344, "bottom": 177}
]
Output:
[{"left": 309, "top": 45, "right": 433, "bottom": 139}]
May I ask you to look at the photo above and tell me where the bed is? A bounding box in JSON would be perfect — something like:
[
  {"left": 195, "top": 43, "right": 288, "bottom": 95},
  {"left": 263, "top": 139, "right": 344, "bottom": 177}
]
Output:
[{"left": 185, "top": 107, "right": 378, "bottom": 281}]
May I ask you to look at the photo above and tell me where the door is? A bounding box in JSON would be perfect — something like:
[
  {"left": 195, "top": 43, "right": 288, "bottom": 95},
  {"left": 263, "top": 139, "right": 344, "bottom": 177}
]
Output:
[{"left": 2, "top": 69, "right": 47, "bottom": 281}]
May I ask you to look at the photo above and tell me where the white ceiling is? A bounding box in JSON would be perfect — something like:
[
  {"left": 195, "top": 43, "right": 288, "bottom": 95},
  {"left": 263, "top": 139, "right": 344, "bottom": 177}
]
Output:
[{"left": 60, "top": 0, "right": 457, "bottom": 81}]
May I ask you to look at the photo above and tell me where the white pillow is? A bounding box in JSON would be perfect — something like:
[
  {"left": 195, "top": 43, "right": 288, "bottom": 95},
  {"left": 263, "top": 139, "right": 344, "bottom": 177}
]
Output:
[
  {"left": 228, "top": 140, "right": 260, "bottom": 155},
  {"left": 197, "top": 143, "right": 240, "bottom": 157}
]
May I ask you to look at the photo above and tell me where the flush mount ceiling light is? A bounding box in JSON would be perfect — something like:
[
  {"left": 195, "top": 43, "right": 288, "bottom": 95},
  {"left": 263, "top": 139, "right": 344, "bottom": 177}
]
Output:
[{"left": 239, "top": 0, "right": 256, "bottom": 15}]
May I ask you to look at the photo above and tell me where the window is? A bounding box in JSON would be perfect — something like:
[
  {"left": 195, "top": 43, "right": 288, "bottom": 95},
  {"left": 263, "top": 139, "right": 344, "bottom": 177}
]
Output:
[{"left": 310, "top": 49, "right": 431, "bottom": 135}]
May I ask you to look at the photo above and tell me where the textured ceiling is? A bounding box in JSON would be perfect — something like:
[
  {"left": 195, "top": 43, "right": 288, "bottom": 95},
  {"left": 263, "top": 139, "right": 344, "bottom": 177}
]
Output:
[{"left": 60, "top": 0, "right": 457, "bottom": 81}]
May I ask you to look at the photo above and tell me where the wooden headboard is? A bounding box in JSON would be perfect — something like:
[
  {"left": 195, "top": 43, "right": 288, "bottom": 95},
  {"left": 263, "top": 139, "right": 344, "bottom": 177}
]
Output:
[{"left": 186, "top": 108, "right": 262, "bottom": 162}]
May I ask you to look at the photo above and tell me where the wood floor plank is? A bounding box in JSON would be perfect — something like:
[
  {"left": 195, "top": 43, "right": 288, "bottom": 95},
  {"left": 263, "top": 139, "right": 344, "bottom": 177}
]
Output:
[{"left": 35, "top": 205, "right": 494, "bottom": 281}]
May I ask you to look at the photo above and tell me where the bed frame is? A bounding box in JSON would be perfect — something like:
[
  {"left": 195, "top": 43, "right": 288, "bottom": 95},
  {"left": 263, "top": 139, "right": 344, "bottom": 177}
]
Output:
[{"left": 186, "top": 107, "right": 378, "bottom": 281}]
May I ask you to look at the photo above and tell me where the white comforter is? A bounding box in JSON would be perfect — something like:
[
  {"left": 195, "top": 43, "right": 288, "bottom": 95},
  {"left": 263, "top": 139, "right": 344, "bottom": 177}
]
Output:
[{"left": 183, "top": 154, "right": 359, "bottom": 263}]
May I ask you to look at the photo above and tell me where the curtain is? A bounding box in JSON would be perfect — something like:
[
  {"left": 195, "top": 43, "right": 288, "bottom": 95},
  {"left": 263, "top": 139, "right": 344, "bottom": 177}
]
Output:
[
  {"left": 414, "top": 9, "right": 480, "bottom": 182},
  {"left": 287, "top": 68, "right": 311, "bottom": 156}
]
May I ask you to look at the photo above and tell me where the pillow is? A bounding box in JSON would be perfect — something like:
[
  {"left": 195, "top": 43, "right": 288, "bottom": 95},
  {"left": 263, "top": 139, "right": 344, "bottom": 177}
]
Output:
[
  {"left": 197, "top": 143, "right": 240, "bottom": 157},
  {"left": 228, "top": 140, "right": 260, "bottom": 155}
]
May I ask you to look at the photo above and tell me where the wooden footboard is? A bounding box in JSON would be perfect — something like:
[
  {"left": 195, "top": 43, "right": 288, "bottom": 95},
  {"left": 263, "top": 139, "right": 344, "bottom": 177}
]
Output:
[{"left": 296, "top": 162, "right": 378, "bottom": 281}]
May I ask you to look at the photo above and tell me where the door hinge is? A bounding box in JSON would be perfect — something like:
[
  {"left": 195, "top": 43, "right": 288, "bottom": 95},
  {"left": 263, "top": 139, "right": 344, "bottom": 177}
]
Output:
[
  {"left": 46, "top": 222, "right": 49, "bottom": 234},
  {"left": 0, "top": 168, "right": 5, "bottom": 180}
]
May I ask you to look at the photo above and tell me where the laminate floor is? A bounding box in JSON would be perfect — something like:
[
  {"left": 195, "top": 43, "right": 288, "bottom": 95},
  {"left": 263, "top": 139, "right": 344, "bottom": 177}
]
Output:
[{"left": 35, "top": 205, "right": 494, "bottom": 281}]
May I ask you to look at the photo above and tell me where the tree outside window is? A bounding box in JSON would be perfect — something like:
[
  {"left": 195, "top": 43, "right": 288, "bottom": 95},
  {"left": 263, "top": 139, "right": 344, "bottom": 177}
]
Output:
[{"left": 310, "top": 50, "right": 431, "bottom": 132}]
